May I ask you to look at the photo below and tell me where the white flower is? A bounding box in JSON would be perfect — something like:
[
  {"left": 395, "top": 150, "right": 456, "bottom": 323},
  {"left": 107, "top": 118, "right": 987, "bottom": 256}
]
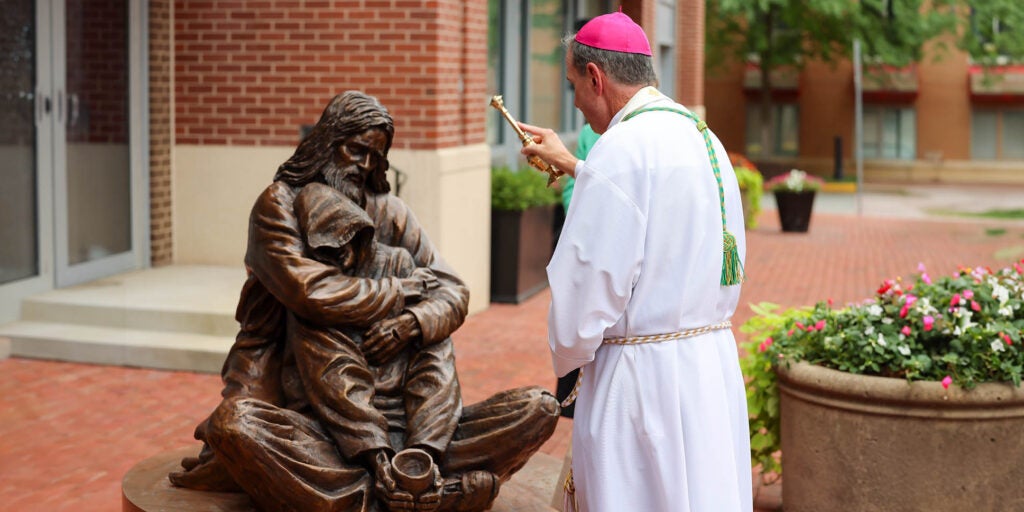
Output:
[
  {"left": 867, "top": 305, "right": 883, "bottom": 317},
  {"left": 898, "top": 345, "right": 911, "bottom": 356},
  {"left": 877, "top": 333, "right": 887, "bottom": 347},
  {"left": 993, "top": 284, "right": 1010, "bottom": 304},
  {"left": 999, "top": 306, "right": 1013, "bottom": 317},
  {"left": 882, "top": 317, "right": 894, "bottom": 325},
  {"left": 865, "top": 325, "right": 876, "bottom": 336},
  {"left": 917, "top": 297, "right": 937, "bottom": 315},
  {"left": 960, "top": 315, "right": 976, "bottom": 331},
  {"left": 992, "top": 340, "right": 1006, "bottom": 353},
  {"left": 784, "top": 169, "right": 809, "bottom": 192}
]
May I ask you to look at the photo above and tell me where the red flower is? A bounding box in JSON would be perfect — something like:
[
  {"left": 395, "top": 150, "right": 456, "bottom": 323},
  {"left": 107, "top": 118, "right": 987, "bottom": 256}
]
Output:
[
  {"left": 923, "top": 316, "right": 935, "bottom": 331},
  {"left": 877, "top": 280, "right": 893, "bottom": 295}
]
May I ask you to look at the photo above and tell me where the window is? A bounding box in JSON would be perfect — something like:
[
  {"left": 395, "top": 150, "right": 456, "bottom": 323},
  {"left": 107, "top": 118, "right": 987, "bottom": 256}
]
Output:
[
  {"left": 863, "top": 106, "right": 915, "bottom": 160},
  {"left": 487, "top": 0, "right": 612, "bottom": 166},
  {"left": 972, "top": 108, "right": 1024, "bottom": 160},
  {"left": 655, "top": 0, "right": 676, "bottom": 98},
  {"left": 527, "top": 0, "right": 566, "bottom": 132},
  {"left": 745, "top": 103, "right": 799, "bottom": 157},
  {"left": 485, "top": 0, "right": 504, "bottom": 146}
]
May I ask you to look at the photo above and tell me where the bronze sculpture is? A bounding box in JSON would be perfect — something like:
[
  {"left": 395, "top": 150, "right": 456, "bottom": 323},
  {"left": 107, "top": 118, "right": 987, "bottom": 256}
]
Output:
[{"left": 169, "top": 91, "right": 560, "bottom": 512}]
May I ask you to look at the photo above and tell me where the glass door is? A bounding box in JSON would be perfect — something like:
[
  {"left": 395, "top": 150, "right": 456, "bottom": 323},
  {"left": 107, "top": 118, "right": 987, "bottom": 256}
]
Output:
[
  {"left": 0, "top": 0, "right": 55, "bottom": 321},
  {"left": 0, "top": 0, "right": 145, "bottom": 322},
  {"left": 54, "top": 0, "right": 141, "bottom": 287}
]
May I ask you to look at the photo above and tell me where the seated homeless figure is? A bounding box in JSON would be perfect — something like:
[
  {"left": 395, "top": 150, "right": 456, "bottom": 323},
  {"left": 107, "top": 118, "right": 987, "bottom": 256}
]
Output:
[
  {"left": 294, "top": 181, "right": 463, "bottom": 481},
  {"left": 169, "top": 91, "right": 559, "bottom": 512}
]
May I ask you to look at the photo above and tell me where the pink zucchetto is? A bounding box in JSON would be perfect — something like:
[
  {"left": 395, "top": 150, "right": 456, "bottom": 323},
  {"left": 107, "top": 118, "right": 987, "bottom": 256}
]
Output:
[{"left": 574, "top": 11, "right": 652, "bottom": 56}]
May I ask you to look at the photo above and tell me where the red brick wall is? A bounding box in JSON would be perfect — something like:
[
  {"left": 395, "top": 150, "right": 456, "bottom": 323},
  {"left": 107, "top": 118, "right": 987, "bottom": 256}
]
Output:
[
  {"left": 676, "top": 0, "right": 704, "bottom": 109},
  {"left": 150, "top": 0, "right": 173, "bottom": 265},
  {"left": 66, "top": 0, "right": 129, "bottom": 144},
  {"left": 174, "top": 0, "right": 487, "bottom": 150}
]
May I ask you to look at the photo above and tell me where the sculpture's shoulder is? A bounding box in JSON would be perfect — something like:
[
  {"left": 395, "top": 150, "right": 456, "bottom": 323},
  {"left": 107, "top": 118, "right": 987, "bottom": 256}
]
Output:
[
  {"left": 364, "top": 192, "right": 411, "bottom": 222},
  {"left": 262, "top": 180, "right": 297, "bottom": 204},
  {"left": 364, "top": 193, "right": 418, "bottom": 237},
  {"left": 250, "top": 181, "right": 298, "bottom": 218}
]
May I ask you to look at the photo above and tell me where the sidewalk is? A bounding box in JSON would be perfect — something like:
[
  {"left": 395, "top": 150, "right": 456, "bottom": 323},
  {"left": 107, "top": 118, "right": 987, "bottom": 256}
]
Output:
[{"left": 4, "top": 185, "right": 1024, "bottom": 511}]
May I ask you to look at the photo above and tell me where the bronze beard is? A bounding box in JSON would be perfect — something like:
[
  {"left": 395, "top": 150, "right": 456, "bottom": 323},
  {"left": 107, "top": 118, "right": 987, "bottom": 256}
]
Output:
[{"left": 321, "top": 159, "right": 367, "bottom": 210}]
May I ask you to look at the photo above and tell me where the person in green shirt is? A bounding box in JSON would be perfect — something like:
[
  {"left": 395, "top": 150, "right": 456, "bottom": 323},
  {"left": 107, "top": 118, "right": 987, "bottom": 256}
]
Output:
[
  {"left": 560, "top": 123, "right": 600, "bottom": 212},
  {"left": 554, "top": 122, "right": 599, "bottom": 419}
]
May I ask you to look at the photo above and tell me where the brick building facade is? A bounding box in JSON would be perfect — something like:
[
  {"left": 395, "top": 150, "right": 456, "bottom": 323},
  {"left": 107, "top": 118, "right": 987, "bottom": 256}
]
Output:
[{"left": 705, "top": 35, "right": 1024, "bottom": 183}]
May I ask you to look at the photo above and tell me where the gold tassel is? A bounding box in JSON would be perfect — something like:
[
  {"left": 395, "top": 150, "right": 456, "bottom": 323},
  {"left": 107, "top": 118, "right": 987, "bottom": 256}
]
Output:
[
  {"left": 563, "top": 467, "right": 579, "bottom": 512},
  {"left": 721, "top": 230, "right": 744, "bottom": 286}
]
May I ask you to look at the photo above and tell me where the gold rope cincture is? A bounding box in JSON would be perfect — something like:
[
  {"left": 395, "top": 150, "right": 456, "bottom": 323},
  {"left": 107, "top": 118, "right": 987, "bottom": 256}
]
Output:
[
  {"left": 559, "top": 321, "right": 732, "bottom": 409},
  {"left": 622, "top": 106, "right": 745, "bottom": 286},
  {"left": 558, "top": 320, "right": 732, "bottom": 512}
]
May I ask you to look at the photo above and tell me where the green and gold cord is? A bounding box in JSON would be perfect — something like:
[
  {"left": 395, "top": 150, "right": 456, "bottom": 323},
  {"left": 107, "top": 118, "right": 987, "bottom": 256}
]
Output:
[{"left": 623, "top": 106, "right": 745, "bottom": 286}]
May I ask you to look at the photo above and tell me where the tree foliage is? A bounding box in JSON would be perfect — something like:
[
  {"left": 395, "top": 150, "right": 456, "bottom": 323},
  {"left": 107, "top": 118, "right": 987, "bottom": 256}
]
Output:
[
  {"left": 705, "top": 0, "right": 958, "bottom": 157},
  {"left": 707, "top": 0, "right": 959, "bottom": 73},
  {"left": 959, "top": 1, "right": 1024, "bottom": 65}
]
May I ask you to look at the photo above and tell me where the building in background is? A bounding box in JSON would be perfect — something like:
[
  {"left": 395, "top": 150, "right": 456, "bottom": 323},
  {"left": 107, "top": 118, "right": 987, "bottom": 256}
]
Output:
[
  {"left": 705, "top": 9, "right": 1024, "bottom": 184},
  {"left": 0, "top": 0, "right": 706, "bottom": 323}
]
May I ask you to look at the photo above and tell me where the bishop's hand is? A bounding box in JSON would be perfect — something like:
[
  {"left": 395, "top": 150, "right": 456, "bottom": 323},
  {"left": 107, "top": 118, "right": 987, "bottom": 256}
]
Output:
[{"left": 518, "top": 122, "right": 579, "bottom": 179}]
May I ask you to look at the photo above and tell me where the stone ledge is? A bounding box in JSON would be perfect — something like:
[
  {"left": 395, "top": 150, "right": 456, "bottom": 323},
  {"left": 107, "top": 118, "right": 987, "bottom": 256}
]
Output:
[{"left": 123, "top": 447, "right": 560, "bottom": 512}]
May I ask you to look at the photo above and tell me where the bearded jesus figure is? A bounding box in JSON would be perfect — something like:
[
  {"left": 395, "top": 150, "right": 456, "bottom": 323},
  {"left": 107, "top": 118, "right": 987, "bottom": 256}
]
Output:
[{"left": 169, "top": 91, "right": 559, "bottom": 512}]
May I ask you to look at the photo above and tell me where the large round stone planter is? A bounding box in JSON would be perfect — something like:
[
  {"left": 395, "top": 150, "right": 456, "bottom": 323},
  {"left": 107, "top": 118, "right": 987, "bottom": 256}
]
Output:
[{"left": 776, "top": 362, "right": 1024, "bottom": 512}]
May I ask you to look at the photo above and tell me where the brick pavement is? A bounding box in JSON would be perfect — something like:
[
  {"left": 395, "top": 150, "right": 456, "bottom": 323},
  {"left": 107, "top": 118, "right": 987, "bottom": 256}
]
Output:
[{"left": 2, "top": 211, "right": 1023, "bottom": 511}]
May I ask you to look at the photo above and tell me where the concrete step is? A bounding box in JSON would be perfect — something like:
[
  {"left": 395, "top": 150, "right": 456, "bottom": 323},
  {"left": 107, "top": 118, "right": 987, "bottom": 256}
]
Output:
[
  {"left": 0, "top": 320, "right": 232, "bottom": 373},
  {"left": 20, "top": 297, "right": 238, "bottom": 337},
  {"left": 19, "top": 265, "right": 244, "bottom": 337}
]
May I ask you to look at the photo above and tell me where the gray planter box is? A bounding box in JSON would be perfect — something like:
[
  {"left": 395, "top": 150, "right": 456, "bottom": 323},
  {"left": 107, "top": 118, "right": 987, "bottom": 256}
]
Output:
[{"left": 490, "top": 205, "right": 554, "bottom": 304}]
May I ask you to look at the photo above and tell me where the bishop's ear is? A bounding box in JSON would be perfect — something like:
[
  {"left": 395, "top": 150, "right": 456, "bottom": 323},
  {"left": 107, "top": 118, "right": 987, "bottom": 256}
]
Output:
[
  {"left": 585, "top": 62, "right": 602, "bottom": 90},
  {"left": 589, "top": 61, "right": 602, "bottom": 94}
]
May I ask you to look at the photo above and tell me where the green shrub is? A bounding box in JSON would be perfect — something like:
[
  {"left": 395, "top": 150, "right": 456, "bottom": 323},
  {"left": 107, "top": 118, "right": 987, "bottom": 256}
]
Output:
[
  {"left": 491, "top": 166, "right": 560, "bottom": 211},
  {"left": 734, "top": 166, "right": 763, "bottom": 229}
]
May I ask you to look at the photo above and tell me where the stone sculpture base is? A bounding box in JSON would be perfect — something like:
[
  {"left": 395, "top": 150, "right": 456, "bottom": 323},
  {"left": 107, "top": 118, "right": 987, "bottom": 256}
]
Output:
[{"left": 123, "top": 447, "right": 560, "bottom": 512}]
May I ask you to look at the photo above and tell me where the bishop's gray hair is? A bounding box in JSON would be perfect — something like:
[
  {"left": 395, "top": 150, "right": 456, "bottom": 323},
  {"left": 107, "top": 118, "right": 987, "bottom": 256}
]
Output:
[{"left": 563, "top": 35, "right": 658, "bottom": 87}]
